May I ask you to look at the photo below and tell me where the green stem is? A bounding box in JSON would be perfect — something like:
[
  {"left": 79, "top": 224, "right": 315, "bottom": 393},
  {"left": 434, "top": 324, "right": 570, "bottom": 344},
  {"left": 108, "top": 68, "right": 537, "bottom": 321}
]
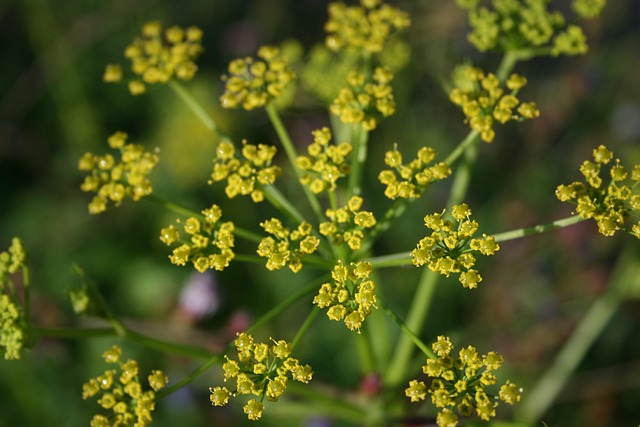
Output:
[
  {"left": 22, "top": 266, "right": 30, "bottom": 325},
  {"left": 262, "top": 184, "right": 305, "bottom": 224},
  {"left": 517, "top": 245, "right": 640, "bottom": 423},
  {"left": 366, "top": 252, "right": 412, "bottom": 268},
  {"left": 233, "top": 254, "right": 265, "bottom": 265},
  {"left": 265, "top": 103, "right": 324, "bottom": 223},
  {"left": 348, "top": 123, "right": 369, "bottom": 197},
  {"left": 246, "top": 275, "right": 329, "bottom": 335},
  {"left": 156, "top": 355, "right": 222, "bottom": 400},
  {"left": 358, "top": 199, "right": 408, "bottom": 255},
  {"left": 443, "top": 130, "right": 480, "bottom": 166},
  {"left": 492, "top": 215, "right": 585, "bottom": 243},
  {"left": 168, "top": 80, "right": 227, "bottom": 139},
  {"left": 292, "top": 307, "right": 320, "bottom": 350},
  {"left": 356, "top": 324, "right": 376, "bottom": 373},
  {"left": 379, "top": 301, "right": 435, "bottom": 359},
  {"left": 384, "top": 268, "right": 439, "bottom": 387},
  {"left": 447, "top": 137, "right": 478, "bottom": 207}
]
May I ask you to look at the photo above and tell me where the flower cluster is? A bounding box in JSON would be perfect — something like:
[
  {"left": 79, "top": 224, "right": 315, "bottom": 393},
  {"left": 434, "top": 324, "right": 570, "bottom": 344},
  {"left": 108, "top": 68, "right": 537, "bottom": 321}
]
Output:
[
  {"left": 104, "top": 21, "right": 203, "bottom": 95},
  {"left": 330, "top": 67, "right": 396, "bottom": 131},
  {"left": 257, "top": 219, "right": 320, "bottom": 272},
  {"left": 412, "top": 204, "right": 499, "bottom": 289},
  {"left": 572, "top": 0, "right": 607, "bottom": 18},
  {"left": 83, "top": 345, "right": 168, "bottom": 427},
  {"left": 296, "top": 127, "right": 352, "bottom": 194},
  {"left": 1, "top": 238, "right": 27, "bottom": 360},
  {"left": 210, "top": 333, "right": 313, "bottom": 421},
  {"left": 324, "top": 0, "right": 410, "bottom": 54},
  {"left": 456, "top": 0, "right": 593, "bottom": 56},
  {"left": 160, "top": 205, "right": 236, "bottom": 272},
  {"left": 313, "top": 261, "right": 376, "bottom": 332},
  {"left": 220, "top": 46, "right": 295, "bottom": 110},
  {"left": 79, "top": 131, "right": 159, "bottom": 214},
  {"left": 556, "top": 145, "right": 640, "bottom": 238},
  {"left": 405, "top": 336, "right": 521, "bottom": 427},
  {"left": 378, "top": 145, "right": 452, "bottom": 199},
  {"left": 449, "top": 65, "right": 540, "bottom": 142},
  {"left": 209, "top": 140, "right": 281, "bottom": 203},
  {"left": 320, "top": 196, "right": 377, "bottom": 250}
]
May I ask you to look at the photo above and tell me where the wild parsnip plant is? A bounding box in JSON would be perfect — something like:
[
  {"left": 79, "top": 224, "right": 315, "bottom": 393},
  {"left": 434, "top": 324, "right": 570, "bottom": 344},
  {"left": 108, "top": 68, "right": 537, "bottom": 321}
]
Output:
[{"left": 3, "top": 0, "right": 639, "bottom": 426}]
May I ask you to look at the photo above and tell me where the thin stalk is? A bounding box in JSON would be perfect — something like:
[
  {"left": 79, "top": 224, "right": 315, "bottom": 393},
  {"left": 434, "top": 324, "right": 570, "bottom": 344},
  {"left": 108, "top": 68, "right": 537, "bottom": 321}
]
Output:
[
  {"left": 366, "top": 252, "right": 412, "bottom": 268},
  {"left": 168, "top": 80, "right": 228, "bottom": 139},
  {"left": 146, "top": 194, "right": 262, "bottom": 243},
  {"left": 358, "top": 199, "right": 408, "bottom": 255},
  {"left": 265, "top": 103, "right": 324, "bottom": 222},
  {"left": 233, "top": 254, "right": 265, "bottom": 265},
  {"left": 356, "top": 324, "right": 377, "bottom": 373},
  {"left": 292, "top": 307, "right": 320, "bottom": 350},
  {"left": 22, "top": 266, "right": 30, "bottom": 325},
  {"left": 262, "top": 184, "right": 305, "bottom": 224},
  {"left": 443, "top": 130, "right": 479, "bottom": 166},
  {"left": 380, "top": 301, "right": 435, "bottom": 359},
  {"left": 156, "top": 355, "right": 222, "bottom": 400},
  {"left": 348, "top": 123, "right": 369, "bottom": 197},
  {"left": 246, "top": 275, "right": 329, "bottom": 334},
  {"left": 447, "top": 138, "right": 478, "bottom": 207},
  {"left": 492, "top": 215, "right": 585, "bottom": 243},
  {"left": 517, "top": 245, "right": 640, "bottom": 424},
  {"left": 384, "top": 268, "right": 439, "bottom": 387}
]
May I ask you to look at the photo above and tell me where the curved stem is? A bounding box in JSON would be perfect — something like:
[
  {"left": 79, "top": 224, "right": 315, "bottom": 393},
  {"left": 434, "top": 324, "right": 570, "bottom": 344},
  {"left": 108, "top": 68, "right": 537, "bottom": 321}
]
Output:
[
  {"left": 492, "top": 215, "right": 585, "bottom": 243},
  {"left": 348, "top": 124, "right": 369, "bottom": 197},
  {"left": 517, "top": 245, "right": 640, "bottom": 423},
  {"left": 292, "top": 307, "right": 320, "bottom": 350},
  {"left": 379, "top": 301, "right": 435, "bottom": 359},
  {"left": 384, "top": 268, "right": 439, "bottom": 387},
  {"left": 156, "top": 355, "right": 222, "bottom": 400},
  {"left": 265, "top": 103, "right": 324, "bottom": 223},
  {"left": 168, "top": 80, "right": 229, "bottom": 140}
]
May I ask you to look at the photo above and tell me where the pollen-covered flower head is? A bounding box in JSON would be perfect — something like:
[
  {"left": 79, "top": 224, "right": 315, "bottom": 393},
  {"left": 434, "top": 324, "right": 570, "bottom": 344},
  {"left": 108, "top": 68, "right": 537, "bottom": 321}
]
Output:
[
  {"left": 83, "top": 345, "right": 168, "bottom": 427},
  {"left": 330, "top": 67, "right": 396, "bottom": 131},
  {"left": 319, "top": 196, "right": 377, "bottom": 251},
  {"left": 556, "top": 144, "right": 640, "bottom": 238},
  {"left": 406, "top": 337, "right": 522, "bottom": 427},
  {"left": 449, "top": 64, "right": 539, "bottom": 143},
  {"left": 411, "top": 203, "right": 499, "bottom": 289},
  {"left": 220, "top": 46, "right": 295, "bottom": 111},
  {"left": 1, "top": 238, "right": 29, "bottom": 361},
  {"left": 297, "top": 127, "right": 352, "bottom": 194},
  {"left": 313, "top": 260, "right": 377, "bottom": 332},
  {"left": 210, "top": 333, "right": 313, "bottom": 420},
  {"left": 378, "top": 144, "right": 451, "bottom": 199},
  {"left": 79, "top": 131, "right": 159, "bottom": 214},
  {"left": 160, "top": 204, "right": 236, "bottom": 272},
  {"left": 257, "top": 219, "right": 320, "bottom": 273},
  {"left": 457, "top": 0, "right": 597, "bottom": 56},
  {"left": 104, "top": 21, "right": 203, "bottom": 95},
  {"left": 209, "top": 139, "right": 281, "bottom": 203},
  {"left": 324, "top": 0, "right": 410, "bottom": 55}
]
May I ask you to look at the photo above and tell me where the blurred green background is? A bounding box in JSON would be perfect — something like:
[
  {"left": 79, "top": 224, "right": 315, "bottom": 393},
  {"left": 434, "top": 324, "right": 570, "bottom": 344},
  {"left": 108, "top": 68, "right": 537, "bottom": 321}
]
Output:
[{"left": 1, "top": 0, "right": 640, "bottom": 426}]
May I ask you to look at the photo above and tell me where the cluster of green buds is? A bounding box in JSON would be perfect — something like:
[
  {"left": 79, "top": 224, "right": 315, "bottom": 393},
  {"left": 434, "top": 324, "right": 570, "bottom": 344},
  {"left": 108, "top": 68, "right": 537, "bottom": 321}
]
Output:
[
  {"left": 296, "top": 127, "right": 352, "bottom": 194},
  {"left": 330, "top": 67, "right": 396, "bottom": 131},
  {"left": 313, "top": 261, "right": 376, "bottom": 332},
  {"left": 83, "top": 345, "right": 168, "bottom": 427},
  {"left": 456, "top": 0, "right": 593, "bottom": 56},
  {"left": 220, "top": 46, "right": 295, "bottom": 110},
  {"left": 159, "top": 205, "right": 235, "bottom": 272},
  {"left": 405, "top": 336, "right": 521, "bottom": 427},
  {"left": 449, "top": 66, "right": 539, "bottom": 142},
  {"left": 209, "top": 140, "right": 281, "bottom": 203},
  {"left": 79, "top": 132, "right": 159, "bottom": 214},
  {"left": 324, "top": 0, "right": 410, "bottom": 54},
  {"left": 0, "top": 238, "right": 27, "bottom": 360},
  {"left": 104, "top": 21, "right": 203, "bottom": 95},
  {"left": 320, "top": 196, "right": 377, "bottom": 250},
  {"left": 411, "top": 204, "right": 499, "bottom": 289},
  {"left": 556, "top": 145, "right": 640, "bottom": 238},
  {"left": 210, "top": 333, "right": 313, "bottom": 421},
  {"left": 257, "top": 219, "right": 320, "bottom": 272},
  {"left": 378, "top": 145, "right": 451, "bottom": 199}
]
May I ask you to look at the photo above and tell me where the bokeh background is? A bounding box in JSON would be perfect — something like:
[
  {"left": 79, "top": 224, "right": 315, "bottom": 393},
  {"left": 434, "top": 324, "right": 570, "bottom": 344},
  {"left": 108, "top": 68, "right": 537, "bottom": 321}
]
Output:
[{"left": 1, "top": 0, "right": 640, "bottom": 426}]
